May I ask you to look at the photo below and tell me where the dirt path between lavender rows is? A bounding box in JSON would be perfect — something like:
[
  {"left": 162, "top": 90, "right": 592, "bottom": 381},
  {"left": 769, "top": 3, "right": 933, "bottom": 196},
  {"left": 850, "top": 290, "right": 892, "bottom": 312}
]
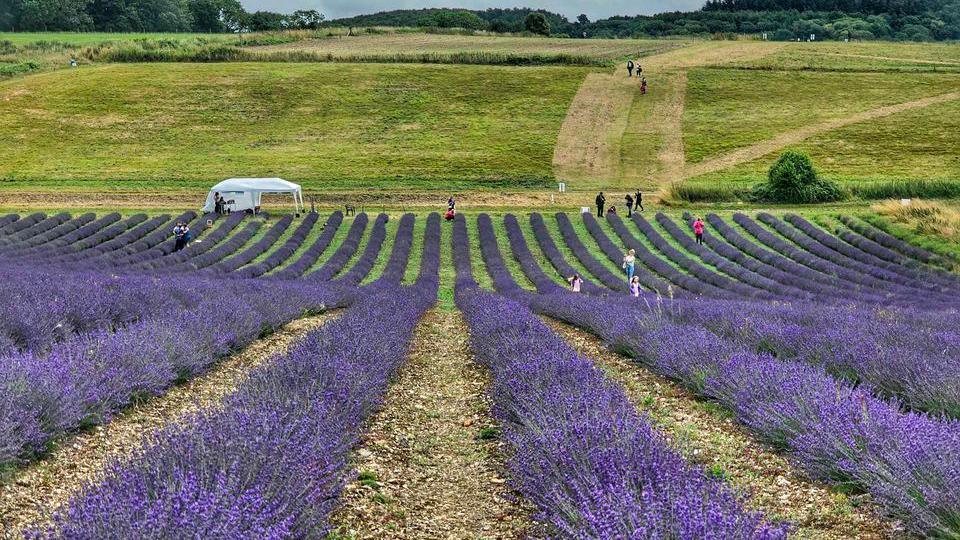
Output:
[
  {"left": 683, "top": 91, "right": 960, "bottom": 180},
  {"left": 329, "top": 309, "right": 532, "bottom": 539},
  {"left": 0, "top": 312, "right": 339, "bottom": 538}
]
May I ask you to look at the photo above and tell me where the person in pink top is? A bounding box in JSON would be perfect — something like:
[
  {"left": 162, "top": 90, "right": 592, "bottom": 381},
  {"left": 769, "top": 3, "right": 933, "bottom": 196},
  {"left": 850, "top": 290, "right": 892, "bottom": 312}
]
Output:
[
  {"left": 629, "top": 276, "right": 641, "bottom": 297},
  {"left": 693, "top": 217, "right": 705, "bottom": 245},
  {"left": 568, "top": 274, "right": 584, "bottom": 293}
]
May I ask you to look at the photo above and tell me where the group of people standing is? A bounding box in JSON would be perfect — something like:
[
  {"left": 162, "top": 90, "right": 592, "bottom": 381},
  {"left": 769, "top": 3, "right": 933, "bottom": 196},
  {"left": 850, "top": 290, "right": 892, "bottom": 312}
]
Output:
[
  {"left": 626, "top": 60, "right": 648, "bottom": 95},
  {"left": 172, "top": 222, "right": 191, "bottom": 252},
  {"left": 213, "top": 192, "right": 230, "bottom": 215},
  {"left": 595, "top": 190, "right": 643, "bottom": 218}
]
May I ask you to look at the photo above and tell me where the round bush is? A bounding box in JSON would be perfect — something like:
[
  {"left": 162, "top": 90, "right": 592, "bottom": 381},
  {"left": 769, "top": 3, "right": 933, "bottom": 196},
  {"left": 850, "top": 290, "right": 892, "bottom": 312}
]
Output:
[{"left": 752, "top": 150, "right": 845, "bottom": 204}]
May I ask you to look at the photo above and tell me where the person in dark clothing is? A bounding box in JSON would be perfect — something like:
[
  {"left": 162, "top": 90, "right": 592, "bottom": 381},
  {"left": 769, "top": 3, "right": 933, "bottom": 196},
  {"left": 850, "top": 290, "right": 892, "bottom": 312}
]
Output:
[
  {"left": 624, "top": 194, "right": 634, "bottom": 217},
  {"left": 213, "top": 192, "right": 223, "bottom": 215},
  {"left": 635, "top": 190, "right": 643, "bottom": 212},
  {"left": 636, "top": 63, "right": 643, "bottom": 76},
  {"left": 627, "top": 60, "right": 634, "bottom": 77},
  {"left": 447, "top": 196, "right": 456, "bottom": 211},
  {"left": 596, "top": 192, "right": 605, "bottom": 217},
  {"left": 172, "top": 222, "right": 186, "bottom": 252}
]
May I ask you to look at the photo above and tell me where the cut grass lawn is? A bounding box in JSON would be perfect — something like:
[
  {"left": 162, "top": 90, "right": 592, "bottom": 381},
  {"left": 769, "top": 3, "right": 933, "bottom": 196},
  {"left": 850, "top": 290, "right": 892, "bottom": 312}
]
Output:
[
  {"left": 0, "top": 62, "right": 591, "bottom": 192},
  {"left": 728, "top": 41, "right": 960, "bottom": 72},
  {"left": 682, "top": 68, "right": 960, "bottom": 165},
  {"left": 686, "top": 96, "right": 960, "bottom": 190}
]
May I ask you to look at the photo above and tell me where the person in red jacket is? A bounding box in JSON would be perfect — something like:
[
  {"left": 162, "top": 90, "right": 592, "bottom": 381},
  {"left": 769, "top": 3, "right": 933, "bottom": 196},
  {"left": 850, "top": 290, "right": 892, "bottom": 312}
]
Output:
[{"left": 693, "top": 217, "right": 705, "bottom": 245}]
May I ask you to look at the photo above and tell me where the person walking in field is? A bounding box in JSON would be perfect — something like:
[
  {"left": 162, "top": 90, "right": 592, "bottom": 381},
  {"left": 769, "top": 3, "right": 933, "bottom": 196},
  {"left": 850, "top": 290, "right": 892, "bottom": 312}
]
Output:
[
  {"left": 568, "top": 274, "right": 584, "bottom": 293},
  {"left": 624, "top": 193, "right": 634, "bottom": 217},
  {"left": 629, "top": 276, "right": 641, "bottom": 297},
  {"left": 635, "top": 189, "right": 643, "bottom": 212},
  {"left": 447, "top": 196, "right": 456, "bottom": 212},
  {"left": 596, "top": 192, "right": 606, "bottom": 217},
  {"left": 693, "top": 217, "right": 705, "bottom": 245},
  {"left": 622, "top": 248, "right": 636, "bottom": 281},
  {"left": 640, "top": 77, "right": 647, "bottom": 95},
  {"left": 636, "top": 63, "right": 642, "bottom": 76},
  {"left": 627, "top": 59, "right": 635, "bottom": 77}
]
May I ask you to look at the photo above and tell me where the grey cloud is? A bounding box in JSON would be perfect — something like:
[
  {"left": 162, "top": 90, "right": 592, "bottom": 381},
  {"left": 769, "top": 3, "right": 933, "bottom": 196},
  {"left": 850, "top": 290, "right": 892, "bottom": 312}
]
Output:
[{"left": 240, "top": 1, "right": 703, "bottom": 21}]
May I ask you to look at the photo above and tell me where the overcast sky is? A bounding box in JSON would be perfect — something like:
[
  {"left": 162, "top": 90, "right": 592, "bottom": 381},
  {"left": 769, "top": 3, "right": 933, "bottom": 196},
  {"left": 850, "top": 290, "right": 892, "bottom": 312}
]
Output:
[{"left": 239, "top": 1, "right": 703, "bottom": 21}]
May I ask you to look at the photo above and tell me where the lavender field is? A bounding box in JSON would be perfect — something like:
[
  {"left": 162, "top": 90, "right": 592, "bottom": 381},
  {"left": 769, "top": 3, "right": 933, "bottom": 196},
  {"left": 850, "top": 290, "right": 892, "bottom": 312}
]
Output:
[{"left": 0, "top": 208, "right": 957, "bottom": 538}]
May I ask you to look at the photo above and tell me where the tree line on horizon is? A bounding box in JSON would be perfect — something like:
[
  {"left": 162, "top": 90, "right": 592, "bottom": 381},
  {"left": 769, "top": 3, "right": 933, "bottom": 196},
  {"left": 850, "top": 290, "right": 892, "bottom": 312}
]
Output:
[{"left": 1, "top": 0, "right": 958, "bottom": 41}]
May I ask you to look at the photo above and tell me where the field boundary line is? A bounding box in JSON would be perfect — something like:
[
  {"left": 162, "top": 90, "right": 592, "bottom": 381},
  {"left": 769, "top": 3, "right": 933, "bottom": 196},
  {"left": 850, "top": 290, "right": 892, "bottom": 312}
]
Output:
[{"left": 684, "top": 90, "right": 960, "bottom": 179}]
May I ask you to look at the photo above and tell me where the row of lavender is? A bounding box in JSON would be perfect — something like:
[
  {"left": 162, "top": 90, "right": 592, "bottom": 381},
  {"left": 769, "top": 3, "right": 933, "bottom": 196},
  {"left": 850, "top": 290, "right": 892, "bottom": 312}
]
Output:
[
  {"left": 33, "top": 214, "right": 441, "bottom": 537},
  {"left": 0, "top": 211, "right": 419, "bottom": 473},
  {"left": 524, "top": 209, "right": 956, "bottom": 306},
  {"left": 455, "top": 214, "right": 789, "bottom": 537},
  {"left": 465, "top": 212, "right": 960, "bottom": 537},
  {"left": 533, "top": 293, "right": 960, "bottom": 538},
  {"left": 501, "top": 213, "right": 960, "bottom": 420},
  {"left": 1, "top": 207, "right": 949, "bottom": 302},
  {"left": 0, "top": 275, "right": 353, "bottom": 468}
]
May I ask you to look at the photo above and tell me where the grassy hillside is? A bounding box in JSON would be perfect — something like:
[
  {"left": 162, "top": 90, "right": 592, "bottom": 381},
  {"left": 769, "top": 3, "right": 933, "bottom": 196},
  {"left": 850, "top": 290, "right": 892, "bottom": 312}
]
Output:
[
  {"left": 1, "top": 33, "right": 958, "bottom": 204},
  {"left": 250, "top": 33, "right": 680, "bottom": 63},
  {"left": 0, "top": 62, "right": 590, "bottom": 193},
  {"left": 727, "top": 41, "right": 960, "bottom": 72},
  {"left": 682, "top": 69, "right": 960, "bottom": 164},
  {"left": 686, "top": 97, "right": 960, "bottom": 189}
]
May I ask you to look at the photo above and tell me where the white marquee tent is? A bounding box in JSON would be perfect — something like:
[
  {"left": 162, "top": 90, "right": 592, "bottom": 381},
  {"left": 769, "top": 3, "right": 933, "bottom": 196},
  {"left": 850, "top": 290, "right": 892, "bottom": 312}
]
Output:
[{"left": 202, "top": 178, "right": 304, "bottom": 214}]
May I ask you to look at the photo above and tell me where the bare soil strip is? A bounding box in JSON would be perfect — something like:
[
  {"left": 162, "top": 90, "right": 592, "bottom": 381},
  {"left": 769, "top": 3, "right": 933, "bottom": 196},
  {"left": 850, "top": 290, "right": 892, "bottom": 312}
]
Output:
[
  {"left": 655, "top": 70, "right": 688, "bottom": 188},
  {"left": 546, "top": 319, "right": 901, "bottom": 539},
  {"left": 329, "top": 309, "right": 531, "bottom": 539},
  {"left": 553, "top": 73, "right": 635, "bottom": 184},
  {"left": 0, "top": 312, "right": 340, "bottom": 538},
  {"left": 684, "top": 91, "right": 960, "bottom": 180}
]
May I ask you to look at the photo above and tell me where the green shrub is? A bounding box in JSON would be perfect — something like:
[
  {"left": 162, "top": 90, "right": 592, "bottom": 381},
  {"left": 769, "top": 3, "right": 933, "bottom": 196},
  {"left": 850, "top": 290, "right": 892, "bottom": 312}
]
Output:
[{"left": 751, "top": 150, "right": 846, "bottom": 203}]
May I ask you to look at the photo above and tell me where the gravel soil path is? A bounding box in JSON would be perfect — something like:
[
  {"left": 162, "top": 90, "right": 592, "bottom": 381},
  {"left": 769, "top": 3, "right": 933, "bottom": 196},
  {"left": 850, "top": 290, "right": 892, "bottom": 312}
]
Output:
[
  {"left": 0, "top": 312, "right": 339, "bottom": 538},
  {"left": 329, "top": 309, "right": 532, "bottom": 539},
  {"left": 547, "top": 318, "right": 904, "bottom": 540}
]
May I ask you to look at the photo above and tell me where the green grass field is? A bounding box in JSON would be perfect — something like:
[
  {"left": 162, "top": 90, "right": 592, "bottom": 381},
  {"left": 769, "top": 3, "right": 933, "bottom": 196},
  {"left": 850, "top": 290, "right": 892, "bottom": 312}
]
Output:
[
  {"left": 0, "top": 32, "right": 958, "bottom": 206},
  {"left": 251, "top": 33, "right": 681, "bottom": 63},
  {"left": 0, "top": 62, "right": 590, "bottom": 193},
  {"left": 682, "top": 68, "right": 960, "bottom": 165},
  {"left": 686, "top": 96, "right": 960, "bottom": 188},
  {"left": 728, "top": 41, "right": 960, "bottom": 72}
]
